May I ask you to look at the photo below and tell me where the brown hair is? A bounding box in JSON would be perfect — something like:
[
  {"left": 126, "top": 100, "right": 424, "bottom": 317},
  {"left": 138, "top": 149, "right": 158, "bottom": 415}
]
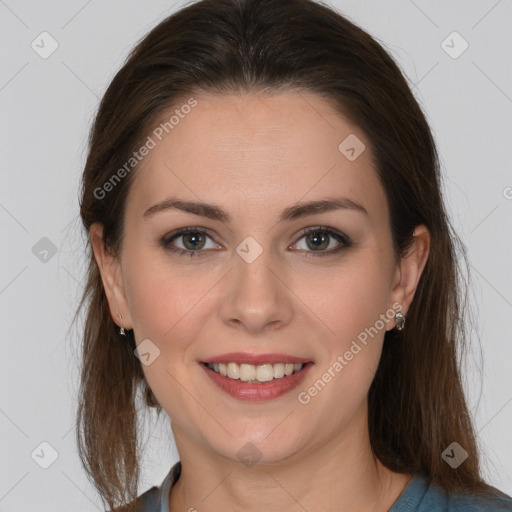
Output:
[{"left": 74, "top": 0, "right": 503, "bottom": 509}]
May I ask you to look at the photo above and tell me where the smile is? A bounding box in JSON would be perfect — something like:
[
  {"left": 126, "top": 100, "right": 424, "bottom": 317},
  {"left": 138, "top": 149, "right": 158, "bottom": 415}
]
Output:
[{"left": 200, "top": 361, "right": 314, "bottom": 401}]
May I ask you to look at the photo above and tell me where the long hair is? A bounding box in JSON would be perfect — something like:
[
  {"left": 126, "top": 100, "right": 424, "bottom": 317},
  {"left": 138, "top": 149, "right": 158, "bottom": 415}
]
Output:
[{"left": 74, "top": 0, "right": 500, "bottom": 509}]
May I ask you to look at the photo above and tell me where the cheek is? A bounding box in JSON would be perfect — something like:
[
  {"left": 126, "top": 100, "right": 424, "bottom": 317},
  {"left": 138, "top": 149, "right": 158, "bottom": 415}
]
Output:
[
  {"left": 125, "top": 270, "right": 174, "bottom": 340},
  {"left": 124, "top": 251, "right": 218, "bottom": 351},
  {"left": 303, "top": 258, "right": 389, "bottom": 342},
  {"left": 287, "top": 264, "right": 390, "bottom": 439},
  {"left": 122, "top": 255, "right": 214, "bottom": 409},
  {"left": 297, "top": 255, "right": 390, "bottom": 392}
]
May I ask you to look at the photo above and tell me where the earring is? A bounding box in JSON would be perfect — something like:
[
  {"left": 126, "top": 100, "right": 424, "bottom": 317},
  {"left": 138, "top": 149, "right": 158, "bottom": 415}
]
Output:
[
  {"left": 395, "top": 311, "right": 406, "bottom": 331},
  {"left": 118, "top": 313, "right": 126, "bottom": 336}
]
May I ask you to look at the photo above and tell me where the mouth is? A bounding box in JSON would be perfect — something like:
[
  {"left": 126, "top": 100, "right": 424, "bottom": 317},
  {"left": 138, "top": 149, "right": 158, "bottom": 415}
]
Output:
[{"left": 199, "top": 359, "right": 314, "bottom": 401}]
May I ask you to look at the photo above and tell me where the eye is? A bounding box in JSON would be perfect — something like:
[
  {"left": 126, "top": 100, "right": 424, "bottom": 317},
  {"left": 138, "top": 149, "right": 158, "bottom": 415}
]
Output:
[
  {"left": 290, "top": 226, "right": 352, "bottom": 257},
  {"left": 161, "top": 227, "right": 220, "bottom": 257}
]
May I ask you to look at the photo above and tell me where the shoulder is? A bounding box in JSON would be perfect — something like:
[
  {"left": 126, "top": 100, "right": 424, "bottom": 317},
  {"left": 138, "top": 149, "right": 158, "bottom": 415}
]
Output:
[
  {"left": 444, "top": 483, "right": 512, "bottom": 512},
  {"left": 106, "top": 461, "right": 182, "bottom": 512},
  {"left": 427, "top": 489, "right": 512, "bottom": 511},
  {"left": 390, "top": 473, "right": 512, "bottom": 512},
  {"left": 133, "top": 485, "right": 162, "bottom": 512},
  {"left": 104, "top": 485, "right": 161, "bottom": 512},
  {"left": 448, "top": 494, "right": 512, "bottom": 511}
]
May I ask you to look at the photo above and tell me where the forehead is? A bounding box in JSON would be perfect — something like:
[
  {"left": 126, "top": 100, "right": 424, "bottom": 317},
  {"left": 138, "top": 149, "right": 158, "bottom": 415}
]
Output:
[{"left": 126, "top": 91, "right": 387, "bottom": 223}]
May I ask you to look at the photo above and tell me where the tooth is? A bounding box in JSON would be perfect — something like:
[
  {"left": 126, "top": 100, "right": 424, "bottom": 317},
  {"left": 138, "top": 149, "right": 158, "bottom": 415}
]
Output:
[
  {"left": 239, "top": 363, "right": 256, "bottom": 382},
  {"left": 208, "top": 361, "right": 305, "bottom": 380},
  {"left": 227, "top": 362, "right": 240, "bottom": 379},
  {"left": 273, "top": 363, "right": 285, "bottom": 378},
  {"left": 256, "top": 364, "right": 274, "bottom": 382},
  {"left": 284, "top": 363, "right": 294, "bottom": 376}
]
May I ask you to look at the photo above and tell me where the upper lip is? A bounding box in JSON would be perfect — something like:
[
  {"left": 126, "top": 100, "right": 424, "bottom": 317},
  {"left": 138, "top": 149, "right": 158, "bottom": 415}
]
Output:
[{"left": 200, "top": 352, "right": 313, "bottom": 365}]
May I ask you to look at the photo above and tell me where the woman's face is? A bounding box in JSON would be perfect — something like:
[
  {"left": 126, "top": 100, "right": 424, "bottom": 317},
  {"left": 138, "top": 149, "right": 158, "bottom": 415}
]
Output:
[{"left": 93, "top": 90, "right": 428, "bottom": 466}]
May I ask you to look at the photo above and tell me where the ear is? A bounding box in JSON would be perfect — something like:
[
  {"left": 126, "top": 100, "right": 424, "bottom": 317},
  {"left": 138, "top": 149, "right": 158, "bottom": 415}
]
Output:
[
  {"left": 388, "top": 224, "right": 430, "bottom": 328},
  {"left": 89, "top": 223, "right": 133, "bottom": 330}
]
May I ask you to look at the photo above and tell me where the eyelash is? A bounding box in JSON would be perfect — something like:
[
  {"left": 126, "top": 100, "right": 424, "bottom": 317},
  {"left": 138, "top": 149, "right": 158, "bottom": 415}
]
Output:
[{"left": 160, "top": 226, "right": 352, "bottom": 259}]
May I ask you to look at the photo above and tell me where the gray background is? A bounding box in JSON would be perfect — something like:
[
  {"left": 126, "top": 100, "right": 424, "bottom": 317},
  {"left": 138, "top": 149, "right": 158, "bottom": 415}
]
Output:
[{"left": 0, "top": 0, "right": 511, "bottom": 510}]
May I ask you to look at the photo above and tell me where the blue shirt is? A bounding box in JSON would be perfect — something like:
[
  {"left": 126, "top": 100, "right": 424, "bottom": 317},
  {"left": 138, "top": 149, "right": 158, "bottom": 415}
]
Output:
[{"left": 126, "top": 461, "right": 512, "bottom": 511}]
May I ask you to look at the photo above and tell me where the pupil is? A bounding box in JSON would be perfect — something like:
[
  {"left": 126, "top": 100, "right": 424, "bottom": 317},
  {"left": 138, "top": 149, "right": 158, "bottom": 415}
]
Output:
[
  {"left": 308, "top": 231, "right": 328, "bottom": 250},
  {"left": 185, "top": 232, "right": 204, "bottom": 250}
]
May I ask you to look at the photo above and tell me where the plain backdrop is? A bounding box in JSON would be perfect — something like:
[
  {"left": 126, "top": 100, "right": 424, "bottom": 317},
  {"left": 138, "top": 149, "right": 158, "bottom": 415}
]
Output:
[{"left": 0, "top": 0, "right": 511, "bottom": 510}]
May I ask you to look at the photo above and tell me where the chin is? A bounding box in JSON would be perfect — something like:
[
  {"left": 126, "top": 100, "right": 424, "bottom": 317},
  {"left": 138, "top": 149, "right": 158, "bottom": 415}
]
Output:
[{"left": 210, "top": 427, "right": 306, "bottom": 468}]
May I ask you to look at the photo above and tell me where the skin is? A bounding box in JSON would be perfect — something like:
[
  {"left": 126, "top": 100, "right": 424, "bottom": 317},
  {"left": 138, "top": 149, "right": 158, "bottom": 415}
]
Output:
[{"left": 91, "top": 90, "right": 430, "bottom": 511}]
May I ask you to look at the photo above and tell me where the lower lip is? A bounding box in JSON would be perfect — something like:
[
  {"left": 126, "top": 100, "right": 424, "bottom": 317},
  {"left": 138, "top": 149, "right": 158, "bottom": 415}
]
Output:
[{"left": 200, "top": 362, "right": 314, "bottom": 401}]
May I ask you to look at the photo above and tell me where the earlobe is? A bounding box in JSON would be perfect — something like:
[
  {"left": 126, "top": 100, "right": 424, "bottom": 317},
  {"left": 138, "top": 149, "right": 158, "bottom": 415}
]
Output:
[{"left": 89, "top": 223, "right": 133, "bottom": 330}]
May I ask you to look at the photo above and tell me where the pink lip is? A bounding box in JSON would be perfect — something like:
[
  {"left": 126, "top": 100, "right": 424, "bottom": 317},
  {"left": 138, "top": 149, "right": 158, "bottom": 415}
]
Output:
[
  {"left": 200, "top": 352, "right": 312, "bottom": 365},
  {"left": 199, "top": 361, "right": 314, "bottom": 401}
]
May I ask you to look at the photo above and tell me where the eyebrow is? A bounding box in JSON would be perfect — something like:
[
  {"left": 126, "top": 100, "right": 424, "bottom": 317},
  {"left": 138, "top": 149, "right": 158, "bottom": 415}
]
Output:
[{"left": 143, "top": 196, "right": 368, "bottom": 222}]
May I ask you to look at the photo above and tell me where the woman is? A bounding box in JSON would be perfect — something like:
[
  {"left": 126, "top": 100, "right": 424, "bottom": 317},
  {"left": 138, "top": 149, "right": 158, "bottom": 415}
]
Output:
[{"left": 75, "top": 0, "right": 512, "bottom": 510}]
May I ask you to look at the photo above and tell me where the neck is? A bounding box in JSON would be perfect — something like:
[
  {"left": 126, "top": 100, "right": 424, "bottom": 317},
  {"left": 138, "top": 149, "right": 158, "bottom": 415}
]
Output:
[{"left": 168, "top": 408, "right": 411, "bottom": 512}]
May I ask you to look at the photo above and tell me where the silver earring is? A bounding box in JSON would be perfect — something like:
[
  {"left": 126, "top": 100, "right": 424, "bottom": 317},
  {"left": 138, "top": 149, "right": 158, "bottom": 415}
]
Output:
[
  {"left": 118, "top": 313, "right": 126, "bottom": 336},
  {"left": 395, "top": 311, "right": 406, "bottom": 331}
]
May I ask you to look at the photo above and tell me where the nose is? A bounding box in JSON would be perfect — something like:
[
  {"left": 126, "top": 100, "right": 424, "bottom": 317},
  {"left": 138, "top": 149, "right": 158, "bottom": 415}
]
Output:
[{"left": 219, "top": 243, "right": 294, "bottom": 334}]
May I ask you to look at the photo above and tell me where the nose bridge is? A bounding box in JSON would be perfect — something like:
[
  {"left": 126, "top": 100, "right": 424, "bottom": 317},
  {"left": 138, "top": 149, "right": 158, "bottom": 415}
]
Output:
[
  {"left": 220, "top": 234, "right": 293, "bottom": 331},
  {"left": 234, "top": 234, "right": 278, "bottom": 300}
]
